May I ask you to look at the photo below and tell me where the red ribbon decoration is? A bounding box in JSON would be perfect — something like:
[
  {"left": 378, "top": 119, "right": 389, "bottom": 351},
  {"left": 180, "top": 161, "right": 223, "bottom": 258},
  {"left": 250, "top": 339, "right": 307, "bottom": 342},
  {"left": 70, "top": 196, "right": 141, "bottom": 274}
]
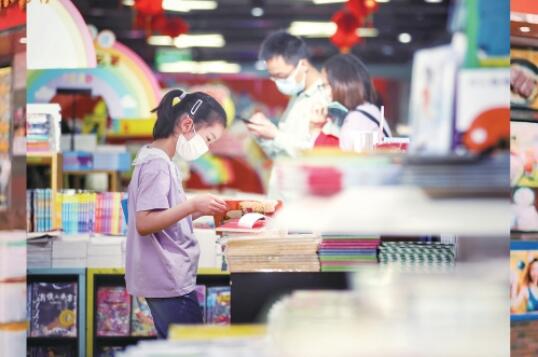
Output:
[
  {"left": 133, "top": 0, "right": 163, "bottom": 36},
  {"left": 152, "top": 15, "right": 189, "bottom": 38},
  {"left": 331, "top": 8, "right": 362, "bottom": 53},
  {"left": 133, "top": 0, "right": 189, "bottom": 39},
  {"left": 331, "top": 0, "right": 379, "bottom": 53}
]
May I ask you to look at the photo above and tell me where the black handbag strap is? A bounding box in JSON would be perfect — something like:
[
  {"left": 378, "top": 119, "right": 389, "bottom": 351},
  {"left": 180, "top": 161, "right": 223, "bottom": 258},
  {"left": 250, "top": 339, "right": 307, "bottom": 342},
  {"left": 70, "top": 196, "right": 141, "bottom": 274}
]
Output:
[{"left": 353, "top": 109, "right": 390, "bottom": 138}]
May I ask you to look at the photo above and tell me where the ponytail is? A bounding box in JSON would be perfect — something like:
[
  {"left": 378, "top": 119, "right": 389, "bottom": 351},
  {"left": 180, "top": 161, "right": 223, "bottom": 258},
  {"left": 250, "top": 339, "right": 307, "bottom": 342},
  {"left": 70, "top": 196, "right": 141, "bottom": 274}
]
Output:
[{"left": 152, "top": 89, "right": 227, "bottom": 140}]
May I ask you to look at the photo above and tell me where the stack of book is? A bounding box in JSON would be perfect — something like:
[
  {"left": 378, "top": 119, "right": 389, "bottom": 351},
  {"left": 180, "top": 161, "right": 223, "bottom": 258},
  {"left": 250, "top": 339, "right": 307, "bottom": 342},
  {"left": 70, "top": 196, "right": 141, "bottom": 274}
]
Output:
[
  {"left": 225, "top": 234, "right": 321, "bottom": 272},
  {"left": 59, "top": 191, "right": 97, "bottom": 234},
  {"left": 94, "top": 192, "right": 127, "bottom": 235},
  {"left": 318, "top": 234, "right": 380, "bottom": 272},
  {"left": 29, "top": 189, "right": 53, "bottom": 232},
  {"left": 87, "top": 236, "right": 126, "bottom": 268},
  {"left": 26, "top": 110, "right": 60, "bottom": 153},
  {"left": 27, "top": 190, "right": 127, "bottom": 235},
  {"left": 27, "top": 235, "right": 53, "bottom": 268},
  {"left": 378, "top": 241, "right": 456, "bottom": 271},
  {"left": 52, "top": 235, "right": 89, "bottom": 268}
]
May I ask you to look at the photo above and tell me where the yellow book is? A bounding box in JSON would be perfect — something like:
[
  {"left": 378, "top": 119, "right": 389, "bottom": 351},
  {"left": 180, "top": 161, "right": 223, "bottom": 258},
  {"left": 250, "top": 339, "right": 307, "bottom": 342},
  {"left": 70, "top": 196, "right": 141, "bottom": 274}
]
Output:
[{"left": 168, "top": 324, "right": 266, "bottom": 341}]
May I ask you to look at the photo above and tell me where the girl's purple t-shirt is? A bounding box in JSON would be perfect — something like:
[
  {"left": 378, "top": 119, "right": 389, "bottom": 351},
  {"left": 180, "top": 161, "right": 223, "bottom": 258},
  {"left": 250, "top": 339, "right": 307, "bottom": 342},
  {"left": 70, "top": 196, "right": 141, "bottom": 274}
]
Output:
[{"left": 125, "top": 157, "right": 200, "bottom": 298}]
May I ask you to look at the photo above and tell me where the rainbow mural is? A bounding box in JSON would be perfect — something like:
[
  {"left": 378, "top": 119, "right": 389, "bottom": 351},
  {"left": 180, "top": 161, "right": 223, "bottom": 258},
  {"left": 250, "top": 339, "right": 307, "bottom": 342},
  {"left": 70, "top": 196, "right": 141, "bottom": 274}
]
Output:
[
  {"left": 27, "top": 0, "right": 97, "bottom": 69},
  {"left": 190, "top": 154, "right": 235, "bottom": 186},
  {"left": 27, "top": 41, "right": 161, "bottom": 121}
]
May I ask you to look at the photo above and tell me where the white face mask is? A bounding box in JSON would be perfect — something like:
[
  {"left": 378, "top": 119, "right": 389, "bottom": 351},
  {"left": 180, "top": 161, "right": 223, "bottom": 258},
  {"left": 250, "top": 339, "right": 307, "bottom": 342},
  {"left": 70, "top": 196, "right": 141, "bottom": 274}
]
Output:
[
  {"left": 274, "top": 62, "right": 306, "bottom": 96},
  {"left": 176, "top": 126, "right": 208, "bottom": 161}
]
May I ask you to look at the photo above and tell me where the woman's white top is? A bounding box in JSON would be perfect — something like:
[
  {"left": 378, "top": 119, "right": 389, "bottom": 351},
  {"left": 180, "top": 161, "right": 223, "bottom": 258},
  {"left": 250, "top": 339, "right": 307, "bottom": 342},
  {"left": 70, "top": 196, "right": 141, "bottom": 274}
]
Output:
[{"left": 339, "top": 102, "right": 392, "bottom": 151}]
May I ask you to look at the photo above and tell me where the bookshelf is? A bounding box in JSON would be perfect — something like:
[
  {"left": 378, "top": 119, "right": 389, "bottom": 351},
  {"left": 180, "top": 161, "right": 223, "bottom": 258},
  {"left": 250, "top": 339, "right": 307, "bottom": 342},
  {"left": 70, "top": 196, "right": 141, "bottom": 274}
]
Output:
[
  {"left": 86, "top": 268, "right": 230, "bottom": 357},
  {"left": 26, "top": 152, "right": 63, "bottom": 193},
  {"left": 27, "top": 268, "right": 86, "bottom": 357},
  {"left": 63, "top": 170, "right": 121, "bottom": 192}
]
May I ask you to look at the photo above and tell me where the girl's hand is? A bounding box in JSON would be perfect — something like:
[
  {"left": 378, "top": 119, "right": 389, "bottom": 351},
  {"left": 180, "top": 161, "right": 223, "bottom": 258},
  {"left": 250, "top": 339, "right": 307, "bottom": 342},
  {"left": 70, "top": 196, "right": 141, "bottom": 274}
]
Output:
[{"left": 190, "top": 194, "right": 227, "bottom": 216}]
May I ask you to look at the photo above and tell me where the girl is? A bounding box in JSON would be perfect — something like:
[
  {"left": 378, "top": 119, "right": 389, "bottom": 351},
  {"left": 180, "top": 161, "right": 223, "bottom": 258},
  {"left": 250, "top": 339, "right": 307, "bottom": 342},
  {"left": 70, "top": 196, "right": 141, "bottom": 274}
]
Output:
[
  {"left": 125, "top": 89, "right": 228, "bottom": 338},
  {"left": 311, "top": 54, "right": 392, "bottom": 150}
]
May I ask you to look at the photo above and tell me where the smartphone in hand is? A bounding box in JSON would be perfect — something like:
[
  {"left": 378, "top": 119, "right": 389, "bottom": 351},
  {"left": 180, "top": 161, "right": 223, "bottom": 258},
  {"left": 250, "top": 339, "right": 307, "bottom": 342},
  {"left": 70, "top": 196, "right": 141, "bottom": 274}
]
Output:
[{"left": 236, "top": 116, "right": 253, "bottom": 124}]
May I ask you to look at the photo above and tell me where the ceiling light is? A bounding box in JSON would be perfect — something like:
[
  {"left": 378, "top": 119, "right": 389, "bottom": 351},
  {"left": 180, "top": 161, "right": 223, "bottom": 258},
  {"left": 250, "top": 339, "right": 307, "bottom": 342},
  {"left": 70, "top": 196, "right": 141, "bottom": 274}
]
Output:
[
  {"left": 159, "top": 61, "right": 241, "bottom": 74},
  {"left": 147, "top": 36, "right": 173, "bottom": 46},
  {"left": 289, "top": 21, "right": 378, "bottom": 38},
  {"left": 424, "top": 0, "right": 443, "bottom": 3},
  {"left": 289, "top": 21, "right": 336, "bottom": 37},
  {"left": 398, "top": 33, "right": 412, "bottom": 43},
  {"left": 312, "top": 0, "right": 346, "bottom": 4},
  {"left": 251, "top": 7, "right": 264, "bottom": 17},
  {"left": 162, "top": 0, "right": 217, "bottom": 12},
  {"left": 174, "top": 34, "right": 225, "bottom": 48},
  {"left": 520, "top": 26, "right": 531, "bottom": 33},
  {"left": 122, "top": 0, "right": 134, "bottom": 6},
  {"left": 357, "top": 28, "right": 379, "bottom": 37},
  {"left": 375, "top": 0, "right": 390, "bottom": 3}
]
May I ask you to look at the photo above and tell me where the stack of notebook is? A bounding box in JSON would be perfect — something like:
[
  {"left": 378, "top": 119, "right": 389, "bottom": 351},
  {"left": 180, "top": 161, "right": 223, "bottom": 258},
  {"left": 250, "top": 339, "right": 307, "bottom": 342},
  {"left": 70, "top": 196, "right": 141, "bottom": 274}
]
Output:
[
  {"left": 318, "top": 234, "right": 380, "bottom": 271},
  {"left": 225, "top": 234, "right": 321, "bottom": 272},
  {"left": 378, "top": 241, "right": 456, "bottom": 272}
]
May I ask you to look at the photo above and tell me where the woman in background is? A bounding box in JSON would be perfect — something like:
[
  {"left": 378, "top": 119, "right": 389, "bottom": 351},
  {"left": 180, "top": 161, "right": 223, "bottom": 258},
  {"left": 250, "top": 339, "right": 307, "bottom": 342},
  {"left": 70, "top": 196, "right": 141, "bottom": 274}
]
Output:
[
  {"left": 125, "top": 89, "right": 228, "bottom": 338},
  {"left": 311, "top": 53, "right": 391, "bottom": 150}
]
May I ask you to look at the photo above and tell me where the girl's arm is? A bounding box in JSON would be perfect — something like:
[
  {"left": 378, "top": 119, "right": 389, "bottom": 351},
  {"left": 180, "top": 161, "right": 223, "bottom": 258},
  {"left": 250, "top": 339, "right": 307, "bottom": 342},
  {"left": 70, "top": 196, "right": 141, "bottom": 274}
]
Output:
[
  {"left": 136, "top": 201, "right": 195, "bottom": 236},
  {"left": 136, "top": 194, "right": 227, "bottom": 236}
]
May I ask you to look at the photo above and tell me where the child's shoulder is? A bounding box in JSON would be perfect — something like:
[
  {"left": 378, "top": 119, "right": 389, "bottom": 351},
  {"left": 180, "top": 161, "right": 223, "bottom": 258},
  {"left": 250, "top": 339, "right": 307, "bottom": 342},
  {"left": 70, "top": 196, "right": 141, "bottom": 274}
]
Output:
[{"left": 138, "top": 158, "right": 170, "bottom": 173}]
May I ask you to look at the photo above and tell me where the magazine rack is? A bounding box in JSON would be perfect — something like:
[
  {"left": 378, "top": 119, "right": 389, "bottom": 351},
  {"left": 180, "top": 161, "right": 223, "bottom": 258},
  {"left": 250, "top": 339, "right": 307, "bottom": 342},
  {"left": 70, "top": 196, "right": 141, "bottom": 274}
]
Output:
[
  {"left": 27, "top": 268, "right": 86, "bottom": 357},
  {"left": 86, "top": 268, "right": 230, "bottom": 357}
]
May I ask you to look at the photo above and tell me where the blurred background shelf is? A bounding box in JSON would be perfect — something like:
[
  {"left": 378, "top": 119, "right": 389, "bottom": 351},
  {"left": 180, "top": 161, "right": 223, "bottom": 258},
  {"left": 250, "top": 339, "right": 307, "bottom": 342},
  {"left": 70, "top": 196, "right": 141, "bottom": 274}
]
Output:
[
  {"left": 63, "top": 170, "right": 120, "bottom": 192},
  {"left": 26, "top": 152, "right": 63, "bottom": 194},
  {"left": 272, "top": 186, "right": 508, "bottom": 237}
]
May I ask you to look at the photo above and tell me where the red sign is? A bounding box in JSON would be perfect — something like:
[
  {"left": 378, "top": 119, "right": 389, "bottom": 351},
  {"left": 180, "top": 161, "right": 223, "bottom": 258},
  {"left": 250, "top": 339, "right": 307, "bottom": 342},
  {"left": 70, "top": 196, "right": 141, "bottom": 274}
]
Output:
[
  {"left": 0, "top": 4, "right": 25, "bottom": 31},
  {"left": 512, "top": 0, "right": 538, "bottom": 15}
]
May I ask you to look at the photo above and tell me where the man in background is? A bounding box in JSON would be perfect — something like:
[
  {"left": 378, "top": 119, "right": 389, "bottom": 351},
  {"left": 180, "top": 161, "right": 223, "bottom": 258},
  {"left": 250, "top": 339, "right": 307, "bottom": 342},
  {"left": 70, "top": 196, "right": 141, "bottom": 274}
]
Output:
[{"left": 246, "top": 31, "right": 328, "bottom": 158}]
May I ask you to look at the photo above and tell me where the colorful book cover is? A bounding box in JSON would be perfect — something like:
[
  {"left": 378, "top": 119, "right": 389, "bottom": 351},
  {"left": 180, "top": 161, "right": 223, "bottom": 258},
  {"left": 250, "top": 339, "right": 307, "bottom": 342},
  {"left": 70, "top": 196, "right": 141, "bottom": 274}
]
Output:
[
  {"left": 97, "top": 346, "right": 124, "bottom": 357},
  {"left": 131, "top": 296, "right": 157, "bottom": 336},
  {"left": 195, "top": 285, "right": 207, "bottom": 322},
  {"left": 206, "top": 286, "right": 231, "bottom": 324},
  {"left": 30, "top": 282, "right": 77, "bottom": 337},
  {"left": 28, "top": 346, "right": 75, "bottom": 357},
  {"left": 96, "top": 286, "right": 131, "bottom": 336},
  {"left": 27, "top": 282, "right": 32, "bottom": 333}
]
